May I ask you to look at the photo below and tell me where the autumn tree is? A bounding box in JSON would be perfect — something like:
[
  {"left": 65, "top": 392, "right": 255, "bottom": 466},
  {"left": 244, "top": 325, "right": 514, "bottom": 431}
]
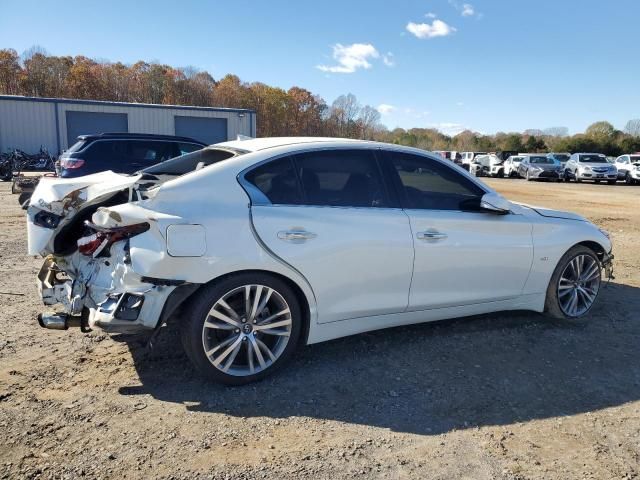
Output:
[{"left": 0, "top": 49, "right": 21, "bottom": 94}]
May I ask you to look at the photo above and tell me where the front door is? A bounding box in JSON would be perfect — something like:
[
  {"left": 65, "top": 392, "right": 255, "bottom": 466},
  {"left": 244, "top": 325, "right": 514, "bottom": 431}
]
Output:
[{"left": 383, "top": 150, "right": 534, "bottom": 310}]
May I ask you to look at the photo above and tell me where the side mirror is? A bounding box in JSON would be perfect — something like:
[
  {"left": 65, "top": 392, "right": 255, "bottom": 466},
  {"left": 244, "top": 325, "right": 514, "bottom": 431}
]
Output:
[{"left": 480, "top": 192, "right": 511, "bottom": 214}]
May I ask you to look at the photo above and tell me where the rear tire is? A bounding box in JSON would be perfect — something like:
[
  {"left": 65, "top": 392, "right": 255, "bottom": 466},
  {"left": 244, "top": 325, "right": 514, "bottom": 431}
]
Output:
[
  {"left": 544, "top": 245, "right": 602, "bottom": 320},
  {"left": 180, "top": 273, "right": 303, "bottom": 385}
]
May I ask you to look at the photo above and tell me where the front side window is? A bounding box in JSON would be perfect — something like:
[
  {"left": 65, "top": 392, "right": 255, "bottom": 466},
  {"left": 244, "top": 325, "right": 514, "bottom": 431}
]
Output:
[
  {"left": 387, "top": 152, "right": 484, "bottom": 210},
  {"left": 291, "top": 150, "right": 388, "bottom": 208}
]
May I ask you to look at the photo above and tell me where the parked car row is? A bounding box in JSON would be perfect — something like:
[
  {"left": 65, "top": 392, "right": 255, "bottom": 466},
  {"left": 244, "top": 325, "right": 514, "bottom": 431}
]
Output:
[{"left": 436, "top": 150, "right": 640, "bottom": 185}]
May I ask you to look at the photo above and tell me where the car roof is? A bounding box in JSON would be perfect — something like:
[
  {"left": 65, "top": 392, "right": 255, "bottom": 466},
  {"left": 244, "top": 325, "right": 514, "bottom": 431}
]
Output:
[
  {"left": 77, "top": 132, "right": 206, "bottom": 144},
  {"left": 213, "top": 136, "right": 381, "bottom": 153}
]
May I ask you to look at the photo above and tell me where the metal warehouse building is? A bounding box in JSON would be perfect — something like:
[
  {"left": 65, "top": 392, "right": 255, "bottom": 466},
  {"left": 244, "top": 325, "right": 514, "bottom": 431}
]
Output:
[{"left": 0, "top": 95, "right": 256, "bottom": 155}]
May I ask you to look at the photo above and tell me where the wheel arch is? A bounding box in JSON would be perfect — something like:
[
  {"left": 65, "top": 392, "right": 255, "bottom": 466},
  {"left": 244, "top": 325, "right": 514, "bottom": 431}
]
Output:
[
  {"left": 161, "top": 269, "right": 312, "bottom": 345},
  {"left": 574, "top": 240, "right": 607, "bottom": 260}
]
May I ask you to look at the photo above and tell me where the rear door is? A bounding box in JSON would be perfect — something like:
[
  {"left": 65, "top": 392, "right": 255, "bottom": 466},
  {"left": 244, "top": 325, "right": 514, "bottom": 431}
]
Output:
[
  {"left": 247, "top": 149, "right": 414, "bottom": 323},
  {"left": 383, "top": 151, "right": 533, "bottom": 310}
]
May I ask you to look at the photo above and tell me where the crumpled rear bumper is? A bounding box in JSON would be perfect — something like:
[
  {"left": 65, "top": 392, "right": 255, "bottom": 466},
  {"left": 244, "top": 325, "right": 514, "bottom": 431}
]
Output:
[{"left": 36, "top": 251, "right": 176, "bottom": 333}]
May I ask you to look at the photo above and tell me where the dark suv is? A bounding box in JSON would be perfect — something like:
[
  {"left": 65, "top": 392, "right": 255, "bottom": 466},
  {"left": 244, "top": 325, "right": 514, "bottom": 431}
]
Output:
[{"left": 57, "top": 133, "right": 207, "bottom": 178}]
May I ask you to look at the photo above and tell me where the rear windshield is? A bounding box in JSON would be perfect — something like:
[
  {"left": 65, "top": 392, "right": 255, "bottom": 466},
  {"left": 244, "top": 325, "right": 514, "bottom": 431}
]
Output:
[
  {"left": 66, "top": 140, "right": 88, "bottom": 154},
  {"left": 529, "top": 156, "right": 553, "bottom": 164},
  {"left": 552, "top": 154, "right": 570, "bottom": 162},
  {"left": 142, "top": 147, "right": 244, "bottom": 175},
  {"left": 579, "top": 155, "right": 607, "bottom": 163}
]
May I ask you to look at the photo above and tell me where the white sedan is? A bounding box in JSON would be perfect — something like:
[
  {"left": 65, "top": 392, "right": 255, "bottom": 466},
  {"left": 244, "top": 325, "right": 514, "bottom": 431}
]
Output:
[{"left": 27, "top": 138, "right": 614, "bottom": 384}]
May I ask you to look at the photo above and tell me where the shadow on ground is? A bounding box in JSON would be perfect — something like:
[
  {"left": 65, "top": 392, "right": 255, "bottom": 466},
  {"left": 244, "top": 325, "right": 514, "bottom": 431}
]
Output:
[{"left": 116, "top": 282, "right": 640, "bottom": 435}]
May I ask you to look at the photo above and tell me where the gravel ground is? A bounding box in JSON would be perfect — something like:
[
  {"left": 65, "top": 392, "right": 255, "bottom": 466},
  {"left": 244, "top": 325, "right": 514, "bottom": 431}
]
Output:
[{"left": 1, "top": 178, "right": 639, "bottom": 479}]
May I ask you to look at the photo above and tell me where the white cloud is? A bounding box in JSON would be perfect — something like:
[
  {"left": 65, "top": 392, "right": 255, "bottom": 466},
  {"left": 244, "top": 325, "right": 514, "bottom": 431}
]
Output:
[
  {"left": 377, "top": 104, "right": 396, "bottom": 115},
  {"left": 382, "top": 52, "right": 395, "bottom": 67},
  {"left": 425, "top": 12, "right": 437, "bottom": 18},
  {"left": 461, "top": 3, "right": 475, "bottom": 16},
  {"left": 456, "top": 101, "right": 464, "bottom": 106},
  {"left": 406, "top": 20, "right": 457, "bottom": 39},
  {"left": 316, "top": 43, "right": 379, "bottom": 73},
  {"left": 429, "top": 122, "right": 468, "bottom": 136}
]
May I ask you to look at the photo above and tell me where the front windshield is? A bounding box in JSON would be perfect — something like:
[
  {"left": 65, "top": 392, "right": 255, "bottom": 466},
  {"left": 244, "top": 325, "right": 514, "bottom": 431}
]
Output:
[
  {"left": 579, "top": 154, "right": 607, "bottom": 163},
  {"left": 529, "top": 156, "right": 554, "bottom": 164},
  {"left": 631, "top": 155, "right": 640, "bottom": 163}
]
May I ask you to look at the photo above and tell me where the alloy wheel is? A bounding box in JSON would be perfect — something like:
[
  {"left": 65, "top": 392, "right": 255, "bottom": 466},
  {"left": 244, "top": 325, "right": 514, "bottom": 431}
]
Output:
[
  {"left": 557, "top": 254, "right": 601, "bottom": 317},
  {"left": 201, "top": 285, "right": 292, "bottom": 376}
]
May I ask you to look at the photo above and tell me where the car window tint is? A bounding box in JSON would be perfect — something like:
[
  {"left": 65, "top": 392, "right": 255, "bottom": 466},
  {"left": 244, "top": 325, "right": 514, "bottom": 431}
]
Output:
[
  {"left": 245, "top": 158, "right": 302, "bottom": 205},
  {"left": 389, "top": 152, "right": 484, "bottom": 210},
  {"left": 292, "top": 150, "right": 388, "bottom": 208},
  {"left": 86, "top": 140, "right": 127, "bottom": 163},
  {"left": 178, "top": 142, "right": 202, "bottom": 155},
  {"left": 127, "top": 141, "right": 174, "bottom": 165}
]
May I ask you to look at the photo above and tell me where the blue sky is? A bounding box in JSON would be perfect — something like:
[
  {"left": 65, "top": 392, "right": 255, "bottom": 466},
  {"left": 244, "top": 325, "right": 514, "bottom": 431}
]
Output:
[{"left": 1, "top": 0, "right": 638, "bottom": 135}]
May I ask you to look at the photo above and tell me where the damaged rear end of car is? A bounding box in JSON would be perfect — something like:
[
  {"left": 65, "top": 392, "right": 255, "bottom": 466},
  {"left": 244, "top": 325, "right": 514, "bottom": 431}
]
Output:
[{"left": 28, "top": 146, "right": 243, "bottom": 334}]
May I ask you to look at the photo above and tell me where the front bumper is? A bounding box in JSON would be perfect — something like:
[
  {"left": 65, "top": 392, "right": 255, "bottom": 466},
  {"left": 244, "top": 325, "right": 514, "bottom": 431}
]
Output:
[
  {"left": 576, "top": 171, "right": 617, "bottom": 181},
  {"left": 37, "top": 253, "right": 176, "bottom": 333},
  {"left": 529, "top": 169, "right": 561, "bottom": 179},
  {"left": 602, "top": 251, "right": 615, "bottom": 283}
]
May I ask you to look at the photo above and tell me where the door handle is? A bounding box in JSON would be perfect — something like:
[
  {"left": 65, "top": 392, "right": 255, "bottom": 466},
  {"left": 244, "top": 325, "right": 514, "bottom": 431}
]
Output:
[
  {"left": 416, "top": 230, "right": 447, "bottom": 241},
  {"left": 277, "top": 230, "right": 317, "bottom": 242}
]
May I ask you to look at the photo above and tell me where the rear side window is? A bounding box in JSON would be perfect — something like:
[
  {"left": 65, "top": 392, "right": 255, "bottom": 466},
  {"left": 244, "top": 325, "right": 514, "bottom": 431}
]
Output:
[
  {"left": 128, "top": 141, "right": 175, "bottom": 165},
  {"left": 85, "top": 140, "right": 128, "bottom": 163},
  {"left": 292, "top": 150, "right": 388, "bottom": 208},
  {"left": 388, "top": 152, "right": 484, "bottom": 210},
  {"left": 245, "top": 158, "right": 302, "bottom": 205}
]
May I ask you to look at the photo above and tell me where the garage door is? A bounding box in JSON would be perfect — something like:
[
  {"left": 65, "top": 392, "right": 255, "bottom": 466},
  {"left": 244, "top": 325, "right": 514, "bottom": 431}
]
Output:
[
  {"left": 174, "top": 116, "right": 228, "bottom": 145},
  {"left": 65, "top": 111, "right": 128, "bottom": 147}
]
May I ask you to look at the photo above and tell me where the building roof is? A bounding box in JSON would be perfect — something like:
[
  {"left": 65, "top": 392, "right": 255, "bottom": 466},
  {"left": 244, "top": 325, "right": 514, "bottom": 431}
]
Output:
[{"left": 0, "top": 95, "right": 255, "bottom": 114}]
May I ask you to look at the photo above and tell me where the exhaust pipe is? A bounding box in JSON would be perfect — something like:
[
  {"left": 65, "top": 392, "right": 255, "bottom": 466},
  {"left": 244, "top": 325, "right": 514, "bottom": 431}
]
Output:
[{"left": 37, "top": 313, "right": 82, "bottom": 330}]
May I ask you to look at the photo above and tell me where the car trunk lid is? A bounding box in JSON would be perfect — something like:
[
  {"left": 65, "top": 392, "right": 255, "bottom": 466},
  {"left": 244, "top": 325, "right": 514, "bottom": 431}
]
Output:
[{"left": 27, "top": 171, "right": 142, "bottom": 255}]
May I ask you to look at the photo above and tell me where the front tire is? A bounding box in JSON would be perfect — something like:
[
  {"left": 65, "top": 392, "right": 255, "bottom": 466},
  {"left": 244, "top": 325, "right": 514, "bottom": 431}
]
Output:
[
  {"left": 544, "top": 245, "right": 602, "bottom": 320},
  {"left": 180, "top": 273, "right": 303, "bottom": 385},
  {"left": 625, "top": 172, "right": 636, "bottom": 185}
]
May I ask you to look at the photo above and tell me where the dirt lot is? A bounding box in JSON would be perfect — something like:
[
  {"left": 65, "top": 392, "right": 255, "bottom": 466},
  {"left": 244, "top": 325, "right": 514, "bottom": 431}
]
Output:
[{"left": 1, "top": 178, "right": 639, "bottom": 479}]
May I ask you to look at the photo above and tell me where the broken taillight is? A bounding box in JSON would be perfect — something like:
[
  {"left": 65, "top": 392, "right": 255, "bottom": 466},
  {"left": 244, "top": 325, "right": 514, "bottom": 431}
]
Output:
[{"left": 77, "top": 222, "right": 150, "bottom": 257}]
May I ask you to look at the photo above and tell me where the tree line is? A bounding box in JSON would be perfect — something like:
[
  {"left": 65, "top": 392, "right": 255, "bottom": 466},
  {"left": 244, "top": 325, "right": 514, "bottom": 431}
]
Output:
[{"left": 1, "top": 47, "right": 639, "bottom": 155}]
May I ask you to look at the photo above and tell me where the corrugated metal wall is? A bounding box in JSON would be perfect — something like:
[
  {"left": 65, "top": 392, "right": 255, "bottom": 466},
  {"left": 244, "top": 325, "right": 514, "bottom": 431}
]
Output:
[
  {"left": 0, "top": 96, "right": 256, "bottom": 154},
  {"left": 0, "top": 99, "right": 58, "bottom": 154}
]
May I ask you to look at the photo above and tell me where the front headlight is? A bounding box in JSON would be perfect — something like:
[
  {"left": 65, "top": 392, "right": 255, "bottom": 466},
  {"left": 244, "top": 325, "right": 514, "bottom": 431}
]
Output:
[{"left": 580, "top": 165, "right": 591, "bottom": 172}]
